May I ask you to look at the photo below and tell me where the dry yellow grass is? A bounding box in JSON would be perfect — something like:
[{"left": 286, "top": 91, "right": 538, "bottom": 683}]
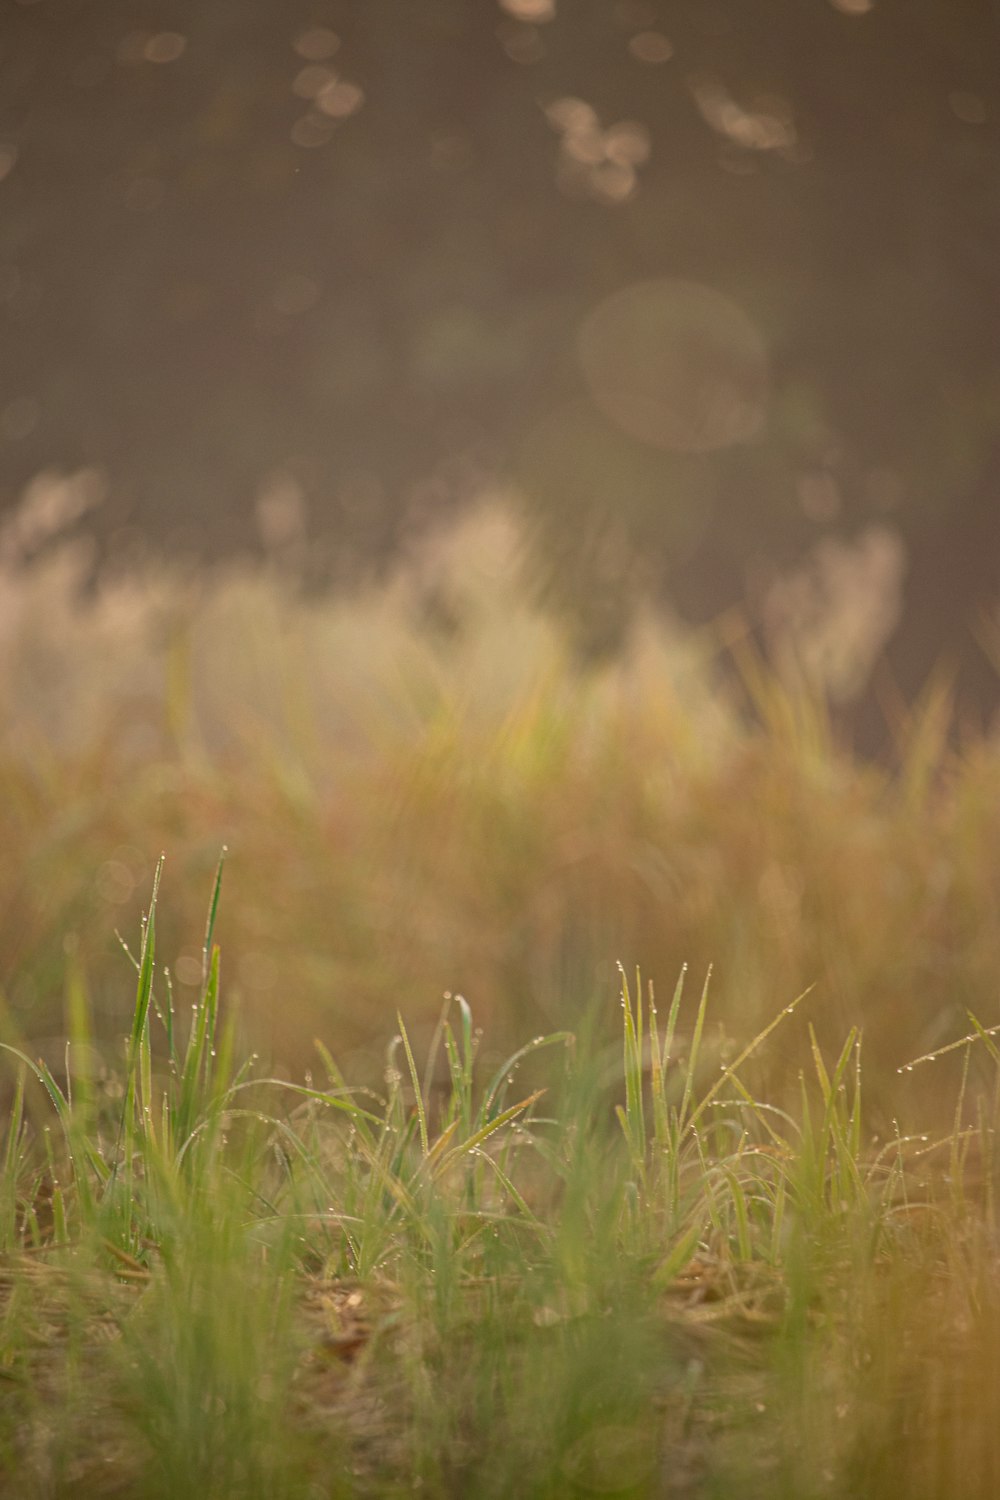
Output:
[{"left": 2, "top": 492, "right": 998, "bottom": 1112}]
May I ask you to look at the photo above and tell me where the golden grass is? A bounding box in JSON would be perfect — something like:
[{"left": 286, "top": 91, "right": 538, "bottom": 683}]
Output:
[{"left": 1, "top": 499, "right": 997, "bottom": 1112}]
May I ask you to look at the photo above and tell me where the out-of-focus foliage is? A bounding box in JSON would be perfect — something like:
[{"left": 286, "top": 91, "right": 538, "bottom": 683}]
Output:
[
  {"left": 2, "top": 495, "right": 999, "bottom": 1108},
  {"left": 1, "top": 0, "right": 998, "bottom": 729}
]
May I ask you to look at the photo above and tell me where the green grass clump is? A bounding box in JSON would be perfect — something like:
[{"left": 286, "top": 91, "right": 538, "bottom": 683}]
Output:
[{"left": 1, "top": 869, "right": 1000, "bottom": 1497}]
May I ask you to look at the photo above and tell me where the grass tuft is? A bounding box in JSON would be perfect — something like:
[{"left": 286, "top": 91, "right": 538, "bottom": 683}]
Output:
[{"left": 0, "top": 871, "right": 997, "bottom": 1494}]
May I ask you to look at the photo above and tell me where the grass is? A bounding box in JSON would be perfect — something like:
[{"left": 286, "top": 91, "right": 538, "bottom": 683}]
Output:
[
  {"left": 3, "top": 501, "right": 1000, "bottom": 1103},
  {"left": 3, "top": 493, "right": 1000, "bottom": 1493},
  {"left": 0, "top": 862, "right": 999, "bottom": 1496}
]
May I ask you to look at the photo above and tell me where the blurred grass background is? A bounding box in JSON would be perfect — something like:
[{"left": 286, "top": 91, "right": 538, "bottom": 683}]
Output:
[{"left": 3, "top": 490, "right": 998, "bottom": 1109}]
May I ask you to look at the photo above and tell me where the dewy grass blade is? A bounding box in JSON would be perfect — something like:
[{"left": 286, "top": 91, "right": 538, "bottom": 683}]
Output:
[
  {"left": 900, "top": 1016, "right": 1000, "bottom": 1071},
  {"left": 397, "top": 1012, "right": 429, "bottom": 1158},
  {"left": 163, "top": 965, "right": 175, "bottom": 1070},
  {"left": 684, "top": 984, "right": 813, "bottom": 1139},
  {"left": 176, "top": 943, "right": 220, "bottom": 1146},
  {"left": 966, "top": 1011, "right": 1000, "bottom": 1065},
  {"left": 64, "top": 959, "right": 93, "bottom": 1121},
  {"left": 116, "top": 856, "right": 163, "bottom": 1166},
  {"left": 648, "top": 976, "right": 669, "bottom": 1153},
  {"left": 105, "top": 860, "right": 162, "bottom": 1213},
  {"left": 313, "top": 1038, "right": 351, "bottom": 1093},
  {"left": 468, "top": 1148, "right": 547, "bottom": 1233},
  {"left": 456, "top": 993, "right": 475, "bottom": 1089},
  {"left": 420, "top": 994, "right": 452, "bottom": 1112},
  {"left": 480, "top": 1032, "right": 572, "bottom": 1124},
  {"left": 660, "top": 965, "right": 687, "bottom": 1079},
  {"left": 432, "top": 1091, "right": 545, "bottom": 1179},
  {"left": 809, "top": 1022, "right": 832, "bottom": 1104},
  {"left": 140, "top": 1023, "right": 155, "bottom": 1149},
  {"left": 202, "top": 847, "right": 227, "bottom": 991},
  {"left": 0, "top": 1045, "right": 71, "bottom": 1128},
  {"left": 677, "top": 966, "right": 712, "bottom": 1136},
  {"left": 619, "top": 964, "right": 646, "bottom": 1161},
  {"left": 1, "top": 1064, "right": 25, "bottom": 1184},
  {"left": 423, "top": 1117, "right": 459, "bottom": 1170},
  {"left": 849, "top": 1035, "right": 863, "bottom": 1161},
  {"left": 202, "top": 942, "right": 220, "bottom": 1081},
  {"left": 229, "top": 1078, "right": 385, "bottom": 1131},
  {"left": 130, "top": 857, "right": 163, "bottom": 1068}
]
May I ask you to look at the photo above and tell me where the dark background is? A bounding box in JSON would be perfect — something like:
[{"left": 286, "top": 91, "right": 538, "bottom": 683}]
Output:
[{"left": 3, "top": 0, "right": 999, "bottom": 742}]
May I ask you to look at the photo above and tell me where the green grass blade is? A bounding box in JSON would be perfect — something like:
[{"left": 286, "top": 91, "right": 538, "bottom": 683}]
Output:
[
  {"left": 202, "top": 847, "right": 227, "bottom": 989},
  {"left": 677, "top": 966, "right": 712, "bottom": 1135},
  {"left": 130, "top": 856, "right": 163, "bottom": 1066},
  {"left": 480, "top": 1032, "right": 573, "bottom": 1123},
  {"left": 685, "top": 984, "right": 813, "bottom": 1138},
  {"left": 397, "top": 1012, "right": 429, "bottom": 1158},
  {"left": 433, "top": 1091, "right": 545, "bottom": 1178},
  {"left": 619, "top": 964, "right": 646, "bottom": 1160}
]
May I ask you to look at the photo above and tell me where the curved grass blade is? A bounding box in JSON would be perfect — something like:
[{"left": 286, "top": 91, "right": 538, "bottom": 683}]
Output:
[
  {"left": 480, "top": 1033, "right": 572, "bottom": 1123},
  {"left": 432, "top": 1090, "right": 544, "bottom": 1179}
]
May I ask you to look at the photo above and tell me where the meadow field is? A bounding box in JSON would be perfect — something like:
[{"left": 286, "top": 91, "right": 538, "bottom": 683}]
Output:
[{"left": 2, "top": 493, "right": 1000, "bottom": 1496}]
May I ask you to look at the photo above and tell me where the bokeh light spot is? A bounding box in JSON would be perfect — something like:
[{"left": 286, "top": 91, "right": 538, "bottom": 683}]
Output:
[
  {"left": 292, "top": 64, "right": 337, "bottom": 100},
  {"left": 545, "top": 99, "right": 650, "bottom": 203},
  {"left": 690, "top": 77, "right": 797, "bottom": 153},
  {"left": 144, "top": 32, "right": 187, "bottom": 64},
  {"left": 578, "top": 280, "right": 769, "bottom": 452},
  {"left": 291, "top": 113, "right": 336, "bottom": 149},
  {"left": 497, "top": 22, "right": 546, "bottom": 64},
  {"left": 294, "top": 27, "right": 341, "bottom": 62},
  {"left": 628, "top": 31, "right": 674, "bottom": 64},
  {"left": 499, "top": 0, "right": 556, "bottom": 22},
  {"left": 315, "top": 79, "right": 365, "bottom": 119}
]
